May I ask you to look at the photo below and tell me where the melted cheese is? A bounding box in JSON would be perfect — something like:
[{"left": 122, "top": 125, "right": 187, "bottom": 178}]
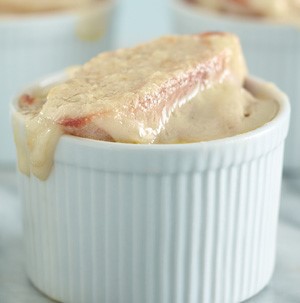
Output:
[
  {"left": 156, "top": 80, "right": 278, "bottom": 143},
  {"left": 34, "top": 33, "right": 247, "bottom": 143},
  {"left": 13, "top": 33, "right": 278, "bottom": 181}
]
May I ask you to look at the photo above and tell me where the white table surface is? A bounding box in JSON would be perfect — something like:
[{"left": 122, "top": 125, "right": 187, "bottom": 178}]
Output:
[{"left": 1, "top": 0, "right": 300, "bottom": 302}]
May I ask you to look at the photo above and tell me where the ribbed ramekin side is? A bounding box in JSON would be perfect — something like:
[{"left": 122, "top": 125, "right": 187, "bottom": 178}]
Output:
[{"left": 22, "top": 142, "right": 285, "bottom": 303}]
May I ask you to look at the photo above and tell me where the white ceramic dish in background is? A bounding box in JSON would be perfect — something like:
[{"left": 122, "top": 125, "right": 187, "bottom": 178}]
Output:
[
  {"left": 171, "top": 0, "right": 300, "bottom": 176},
  {"left": 0, "top": 0, "right": 117, "bottom": 166},
  {"left": 12, "top": 73, "right": 290, "bottom": 303}
]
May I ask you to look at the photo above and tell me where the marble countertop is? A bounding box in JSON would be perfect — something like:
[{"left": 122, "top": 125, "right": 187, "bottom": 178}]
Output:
[{"left": 0, "top": 169, "right": 300, "bottom": 303}]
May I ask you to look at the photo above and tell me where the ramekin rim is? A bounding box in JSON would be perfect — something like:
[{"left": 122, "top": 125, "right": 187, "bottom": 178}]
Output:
[{"left": 11, "top": 71, "right": 290, "bottom": 152}]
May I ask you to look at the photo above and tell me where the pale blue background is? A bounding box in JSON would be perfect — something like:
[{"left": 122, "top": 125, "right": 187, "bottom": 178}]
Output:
[{"left": 115, "top": 0, "right": 171, "bottom": 48}]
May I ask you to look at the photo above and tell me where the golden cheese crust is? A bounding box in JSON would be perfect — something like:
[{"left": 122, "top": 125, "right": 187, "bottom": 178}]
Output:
[{"left": 39, "top": 32, "right": 247, "bottom": 143}]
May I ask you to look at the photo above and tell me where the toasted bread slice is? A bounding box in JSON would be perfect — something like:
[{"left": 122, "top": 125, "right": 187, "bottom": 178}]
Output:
[{"left": 39, "top": 32, "right": 247, "bottom": 144}]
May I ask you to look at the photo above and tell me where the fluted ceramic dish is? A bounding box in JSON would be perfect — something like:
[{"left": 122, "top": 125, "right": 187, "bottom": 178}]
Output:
[
  {"left": 171, "top": 0, "right": 300, "bottom": 176},
  {"left": 0, "top": 0, "right": 116, "bottom": 166},
  {"left": 12, "top": 73, "right": 290, "bottom": 303}
]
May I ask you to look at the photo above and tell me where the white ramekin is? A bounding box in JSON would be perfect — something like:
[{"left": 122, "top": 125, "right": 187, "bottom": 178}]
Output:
[
  {"left": 0, "top": 0, "right": 117, "bottom": 166},
  {"left": 171, "top": 0, "right": 300, "bottom": 175},
  {"left": 13, "top": 74, "right": 290, "bottom": 303}
]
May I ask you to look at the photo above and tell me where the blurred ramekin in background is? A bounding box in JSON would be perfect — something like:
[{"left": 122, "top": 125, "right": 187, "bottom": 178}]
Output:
[
  {"left": 0, "top": 0, "right": 117, "bottom": 166},
  {"left": 12, "top": 73, "right": 290, "bottom": 303},
  {"left": 171, "top": 0, "right": 300, "bottom": 176}
]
